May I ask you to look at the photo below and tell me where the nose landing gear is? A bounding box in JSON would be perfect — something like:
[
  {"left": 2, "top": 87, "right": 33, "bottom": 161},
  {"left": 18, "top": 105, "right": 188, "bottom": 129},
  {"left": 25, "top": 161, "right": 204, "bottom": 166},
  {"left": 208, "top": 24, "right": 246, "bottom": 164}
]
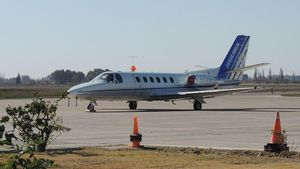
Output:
[
  {"left": 86, "top": 102, "right": 96, "bottom": 112},
  {"left": 128, "top": 101, "right": 137, "bottom": 110}
]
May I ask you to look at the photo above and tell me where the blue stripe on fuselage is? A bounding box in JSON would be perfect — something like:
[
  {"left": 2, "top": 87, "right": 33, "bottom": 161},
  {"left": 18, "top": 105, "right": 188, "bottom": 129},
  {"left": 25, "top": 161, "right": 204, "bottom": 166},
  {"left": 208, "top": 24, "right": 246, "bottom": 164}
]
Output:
[{"left": 79, "top": 81, "right": 241, "bottom": 93}]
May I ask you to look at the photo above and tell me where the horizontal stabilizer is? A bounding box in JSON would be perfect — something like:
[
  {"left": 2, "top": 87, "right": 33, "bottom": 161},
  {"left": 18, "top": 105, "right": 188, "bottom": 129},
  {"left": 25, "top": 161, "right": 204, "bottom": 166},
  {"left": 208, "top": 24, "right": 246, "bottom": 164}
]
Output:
[
  {"left": 227, "top": 63, "right": 270, "bottom": 73},
  {"left": 178, "top": 87, "right": 257, "bottom": 97}
]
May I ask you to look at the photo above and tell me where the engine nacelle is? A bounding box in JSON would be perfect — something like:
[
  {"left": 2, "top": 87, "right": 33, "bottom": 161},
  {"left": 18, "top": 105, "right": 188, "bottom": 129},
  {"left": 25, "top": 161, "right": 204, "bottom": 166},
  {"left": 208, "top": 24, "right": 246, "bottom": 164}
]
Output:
[{"left": 186, "top": 75, "right": 196, "bottom": 86}]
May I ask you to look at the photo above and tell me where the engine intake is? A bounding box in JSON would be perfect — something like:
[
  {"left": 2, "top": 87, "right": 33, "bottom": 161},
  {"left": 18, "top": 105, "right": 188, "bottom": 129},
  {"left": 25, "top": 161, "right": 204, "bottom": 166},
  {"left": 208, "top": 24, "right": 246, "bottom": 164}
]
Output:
[{"left": 187, "top": 75, "right": 196, "bottom": 86}]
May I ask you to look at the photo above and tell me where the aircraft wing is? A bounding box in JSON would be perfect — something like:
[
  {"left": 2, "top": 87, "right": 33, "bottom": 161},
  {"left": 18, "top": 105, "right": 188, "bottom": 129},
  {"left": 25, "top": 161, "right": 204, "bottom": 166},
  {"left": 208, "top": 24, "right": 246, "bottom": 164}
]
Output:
[{"left": 178, "top": 87, "right": 256, "bottom": 97}]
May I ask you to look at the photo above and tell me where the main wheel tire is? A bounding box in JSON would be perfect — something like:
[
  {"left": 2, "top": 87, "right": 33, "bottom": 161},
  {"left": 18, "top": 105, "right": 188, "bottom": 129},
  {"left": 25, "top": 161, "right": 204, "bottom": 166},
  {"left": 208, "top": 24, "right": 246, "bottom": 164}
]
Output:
[
  {"left": 193, "top": 101, "right": 202, "bottom": 110},
  {"left": 129, "top": 101, "right": 137, "bottom": 110}
]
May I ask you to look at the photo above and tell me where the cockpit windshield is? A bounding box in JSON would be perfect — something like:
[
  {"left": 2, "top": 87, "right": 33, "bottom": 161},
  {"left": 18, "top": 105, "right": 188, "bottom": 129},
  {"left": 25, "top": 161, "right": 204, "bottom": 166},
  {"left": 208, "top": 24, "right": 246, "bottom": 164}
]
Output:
[
  {"left": 90, "top": 72, "right": 123, "bottom": 84},
  {"left": 90, "top": 73, "right": 105, "bottom": 83}
]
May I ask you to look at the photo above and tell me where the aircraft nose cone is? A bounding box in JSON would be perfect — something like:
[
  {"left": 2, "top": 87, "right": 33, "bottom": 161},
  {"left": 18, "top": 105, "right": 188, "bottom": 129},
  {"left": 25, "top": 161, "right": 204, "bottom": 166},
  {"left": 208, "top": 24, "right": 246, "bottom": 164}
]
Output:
[
  {"left": 67, "top": 86, "right": 78, "bottom": 95},
  {"left": 67, "top": 82, "right": 89, "bottom": 96}
]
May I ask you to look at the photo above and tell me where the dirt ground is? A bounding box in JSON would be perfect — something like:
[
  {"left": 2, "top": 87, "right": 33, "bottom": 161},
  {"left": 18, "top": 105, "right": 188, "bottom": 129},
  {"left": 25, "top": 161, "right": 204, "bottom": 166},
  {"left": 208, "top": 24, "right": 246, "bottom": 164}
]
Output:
[{"left": 1, "top": 146, "right": 300, "bottom": 169}]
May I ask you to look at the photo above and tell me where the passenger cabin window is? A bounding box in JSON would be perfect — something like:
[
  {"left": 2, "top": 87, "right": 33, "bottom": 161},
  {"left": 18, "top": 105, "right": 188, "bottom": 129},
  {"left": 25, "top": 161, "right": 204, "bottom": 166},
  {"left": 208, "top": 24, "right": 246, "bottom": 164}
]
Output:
[
  {"left": 143, "top": 76, "right": 148, "bottom": 83},
  {"left": 115, "top": 73, "right": 123, "bottom": 83},
  {"left": 135, "top": 77, "right": 141, "bottom": 83},
  {"left": 149, "top": 77, "right": 154, "bottom": 83},
  {"left": 169, "top": 77, "right": 174, "bottom": 83},
  {"left": 163, "top": 77, "right": 167, "bottom": 83},
  {"left": 156, "top": 77, "right": 161, "bottom": 83}
]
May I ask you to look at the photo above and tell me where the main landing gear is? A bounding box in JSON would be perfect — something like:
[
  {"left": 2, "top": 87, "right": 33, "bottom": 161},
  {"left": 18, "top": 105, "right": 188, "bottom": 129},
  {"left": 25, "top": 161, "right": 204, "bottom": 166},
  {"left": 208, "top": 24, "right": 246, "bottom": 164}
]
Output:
[
  {"left": 193, "top": 100, "right": 202, "bottom": 111},
  {"left": 128, "top": 101, "right": 137, "bottom": 110}
]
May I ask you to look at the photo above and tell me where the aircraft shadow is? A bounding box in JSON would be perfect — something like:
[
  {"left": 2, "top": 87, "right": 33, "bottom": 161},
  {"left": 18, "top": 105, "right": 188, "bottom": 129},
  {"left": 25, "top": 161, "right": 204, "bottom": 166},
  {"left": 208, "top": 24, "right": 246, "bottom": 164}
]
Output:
[
  {"left": 88, "top": 107, "right": 300, "bottom": 114},
  {"left": 203, "top": 107, "right": 300, "bottom": 113},
  {"left": 90, "top": 108, "right": 194, "bottom": 113}
]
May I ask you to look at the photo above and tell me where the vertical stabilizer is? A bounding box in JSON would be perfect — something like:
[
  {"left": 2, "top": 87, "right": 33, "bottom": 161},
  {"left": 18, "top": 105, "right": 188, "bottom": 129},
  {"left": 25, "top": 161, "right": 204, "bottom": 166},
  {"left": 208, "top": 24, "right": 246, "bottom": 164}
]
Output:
[{"left": 217, "top": 35, "right": 250, "bottom": 80}]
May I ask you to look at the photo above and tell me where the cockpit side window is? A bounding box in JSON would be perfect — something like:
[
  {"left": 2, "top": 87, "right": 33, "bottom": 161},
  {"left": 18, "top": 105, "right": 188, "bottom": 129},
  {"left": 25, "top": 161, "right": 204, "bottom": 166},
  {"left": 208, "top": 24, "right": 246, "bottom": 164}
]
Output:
[
  {"left": 106, "top": 73, "right": 114, "bottom": 83},
  {"left": 91, "top": 72, "right": 123, "bottom": 84}
]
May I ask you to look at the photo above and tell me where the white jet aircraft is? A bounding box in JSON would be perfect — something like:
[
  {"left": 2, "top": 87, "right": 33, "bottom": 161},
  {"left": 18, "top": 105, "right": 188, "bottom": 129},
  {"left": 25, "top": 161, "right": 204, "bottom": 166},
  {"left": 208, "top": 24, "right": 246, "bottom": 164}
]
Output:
[{"left": 67, "top": 35, "right": 268, "bottom": 112}]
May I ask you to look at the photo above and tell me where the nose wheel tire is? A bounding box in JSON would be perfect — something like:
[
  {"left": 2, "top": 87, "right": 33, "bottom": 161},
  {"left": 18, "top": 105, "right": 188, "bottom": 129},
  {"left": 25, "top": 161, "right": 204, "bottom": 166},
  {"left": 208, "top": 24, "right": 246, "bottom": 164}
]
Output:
[
  {"left": 86, "top": 103, "right": 96, "bottom": 112},
  {"left": 129, "top": 101, "right": 137, "bottom": 110},
  {"left": 193, "top": 101, "right": 202, "bottom": 111}
]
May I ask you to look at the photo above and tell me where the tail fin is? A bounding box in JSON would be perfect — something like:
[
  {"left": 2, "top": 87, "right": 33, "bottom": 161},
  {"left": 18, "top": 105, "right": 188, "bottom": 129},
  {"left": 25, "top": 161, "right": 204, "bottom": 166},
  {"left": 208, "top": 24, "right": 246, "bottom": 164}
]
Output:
[{"left": 217, "top": 35, "right": 250, "bottom": 80}]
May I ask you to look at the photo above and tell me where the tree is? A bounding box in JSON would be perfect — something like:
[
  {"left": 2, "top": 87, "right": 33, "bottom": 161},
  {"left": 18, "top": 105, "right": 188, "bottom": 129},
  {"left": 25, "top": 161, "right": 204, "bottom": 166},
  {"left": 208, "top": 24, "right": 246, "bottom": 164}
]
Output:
[
  {"left": 85, "top": 68, "right": 110, "bottom": 81},
  {"left": 0, "top": 117, "right": 10, "bottom": 145},
  {"left": 0, "top": 95, "right": 70, "bottom": 168},
  {"left": 71, "top": 71, "right": 85, "bottom": 83},
  {"left": 280, "top": 68, "right": 284, "bottom": 83},
  {"left": 257, "top": 69, "right": 262, "bottom": 82},
  {"left": 3, "top": 95, "right": 70, "bottom": 152},
  {"left": 253, "top": 68, "right": 258, "bottom": 82},
  {"left": 16, "top": 73, "right": 21, "bottom": 85},
  {"left": 242, "top": 74, "right": 249, "bottom": 81},
  {"left": 262, "top": 69, "right": 265, "bottom": 82},
  {"left": 0, "top": 73, "right": 4, "bottom": 84},
  {"left": 49, "top": 69, "right": 85, "bottom": 84},
  {"left": 21, "top": 75, "right": 36, "bottom": 85},
  {"left": 0, "top": 116, "right": 54, "bottom": 169},
  {"left": 292, "top": 72, "right": 296, "bottom": 83},
  {"left": 268, "top": 68, "right": 272, "bottom": 83}
]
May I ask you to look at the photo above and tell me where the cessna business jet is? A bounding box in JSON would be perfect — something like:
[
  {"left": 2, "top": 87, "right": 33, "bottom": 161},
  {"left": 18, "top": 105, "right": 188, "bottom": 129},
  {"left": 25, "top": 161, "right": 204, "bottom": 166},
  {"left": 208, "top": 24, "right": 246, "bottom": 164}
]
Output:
[{"left": 67, "top": 35, "right": 268, "bottom": 111}]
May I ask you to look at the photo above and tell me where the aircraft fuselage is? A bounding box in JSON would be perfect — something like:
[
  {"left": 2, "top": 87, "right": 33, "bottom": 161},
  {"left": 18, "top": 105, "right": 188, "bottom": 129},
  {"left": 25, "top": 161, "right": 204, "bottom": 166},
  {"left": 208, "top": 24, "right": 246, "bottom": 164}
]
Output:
[{"left": 68, "top": 71, "right": 240, "bottom": 101}]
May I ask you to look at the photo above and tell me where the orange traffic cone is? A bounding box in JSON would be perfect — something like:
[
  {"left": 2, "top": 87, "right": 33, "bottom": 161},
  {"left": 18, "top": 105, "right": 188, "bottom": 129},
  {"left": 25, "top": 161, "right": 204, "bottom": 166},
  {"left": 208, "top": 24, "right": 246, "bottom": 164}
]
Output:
[
  {"left": 130, "top": 115, "right": 142, "bottom": 148},
  {"left": 270, "top": 112, "right": 283, "bottom": 144},
  {"left": 264, "top": 112, "right": 289, "bottom": 152}
]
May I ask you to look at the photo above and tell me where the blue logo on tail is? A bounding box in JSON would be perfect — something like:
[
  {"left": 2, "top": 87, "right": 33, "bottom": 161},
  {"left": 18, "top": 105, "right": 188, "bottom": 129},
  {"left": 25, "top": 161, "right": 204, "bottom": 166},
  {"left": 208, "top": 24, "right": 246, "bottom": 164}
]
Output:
[{"left": 217, "top": 35, "right": 250, "bottom": 80}]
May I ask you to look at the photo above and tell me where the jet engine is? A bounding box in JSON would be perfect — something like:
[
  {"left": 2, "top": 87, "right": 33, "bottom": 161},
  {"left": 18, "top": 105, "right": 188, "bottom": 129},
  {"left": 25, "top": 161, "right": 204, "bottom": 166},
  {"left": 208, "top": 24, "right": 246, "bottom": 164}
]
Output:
[{"left": 187, "top": 75, "right": 196, "bottom": 86}]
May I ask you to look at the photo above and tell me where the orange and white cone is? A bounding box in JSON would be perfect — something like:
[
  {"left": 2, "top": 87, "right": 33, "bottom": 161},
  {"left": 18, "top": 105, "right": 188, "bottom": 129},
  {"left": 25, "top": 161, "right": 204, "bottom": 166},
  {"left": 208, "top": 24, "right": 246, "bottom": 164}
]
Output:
[
  {"left": 129, "top": 115, "right": 142, "bottom": 148},
  {"left": 264, "top": 112, "right": 289, "bottom": 152}
]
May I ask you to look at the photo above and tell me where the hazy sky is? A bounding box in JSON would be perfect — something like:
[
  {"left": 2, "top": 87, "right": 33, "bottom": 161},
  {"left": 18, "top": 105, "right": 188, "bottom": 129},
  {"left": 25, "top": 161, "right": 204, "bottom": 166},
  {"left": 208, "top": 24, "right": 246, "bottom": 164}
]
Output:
[{"left": 0, "top": 0, "right": 299, "bottom": 78}]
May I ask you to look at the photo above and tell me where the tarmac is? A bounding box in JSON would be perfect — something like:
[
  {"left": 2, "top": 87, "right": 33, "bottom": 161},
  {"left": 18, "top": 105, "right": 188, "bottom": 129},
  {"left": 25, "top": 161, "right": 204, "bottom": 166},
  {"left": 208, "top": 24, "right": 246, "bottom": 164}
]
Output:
[{"left": 1, "top": 93, "right": 300, "bottom": 151}]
